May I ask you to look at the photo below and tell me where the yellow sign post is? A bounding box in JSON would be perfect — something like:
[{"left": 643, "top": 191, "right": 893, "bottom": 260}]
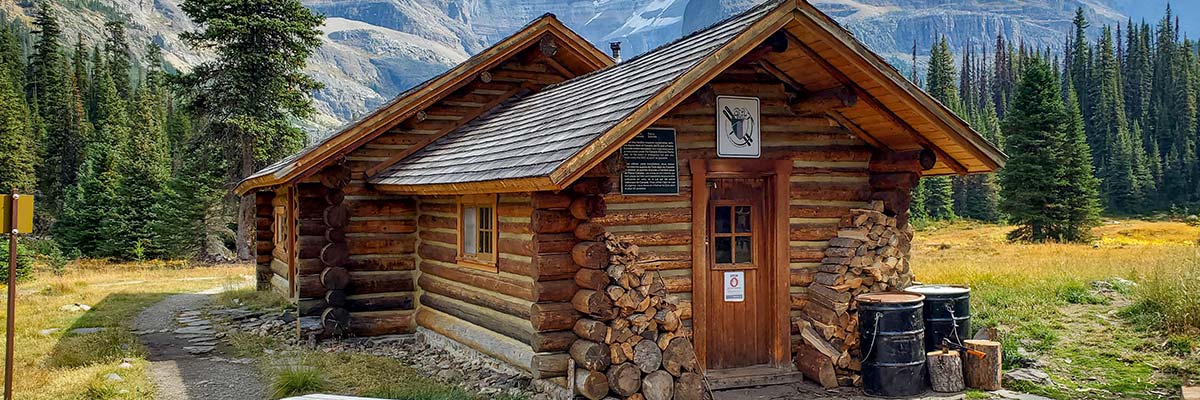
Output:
[{"left": 4, "top": 190, "right": 31, "bottom": 399}]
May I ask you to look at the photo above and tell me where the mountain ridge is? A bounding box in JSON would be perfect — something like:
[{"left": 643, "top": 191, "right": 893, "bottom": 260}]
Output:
[{"left": 2, "top": 0, "right": 1173, "bottom": 136}]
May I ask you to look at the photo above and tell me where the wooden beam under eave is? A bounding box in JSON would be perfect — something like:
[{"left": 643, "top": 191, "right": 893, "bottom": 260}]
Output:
[
  {"left": 790, "top": 86, "right": 857, "bottom": 116},
  {"left": 826, "top": 111, "right": 888, "bottom": 151},
  {"left": 783, "top": 31, "right": 969, "bottom": 176}
]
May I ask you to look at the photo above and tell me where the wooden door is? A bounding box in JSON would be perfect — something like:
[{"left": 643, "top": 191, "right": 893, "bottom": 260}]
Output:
[{"left": 704, "top": 178, "right": 771, "bottom": 369}]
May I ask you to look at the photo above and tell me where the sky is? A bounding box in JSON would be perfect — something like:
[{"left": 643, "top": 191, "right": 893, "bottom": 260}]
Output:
[{"left": 1112, "top": 1, "right": 1200, "bottom": 37}]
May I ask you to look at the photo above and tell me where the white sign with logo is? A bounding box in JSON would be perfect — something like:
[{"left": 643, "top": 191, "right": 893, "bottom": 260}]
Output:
[
  {"left": 716, "top": 96, "right": 761, "bottom": 158},
  {"left": 723, "top": 271, "right": 745, "bottom": 302}
]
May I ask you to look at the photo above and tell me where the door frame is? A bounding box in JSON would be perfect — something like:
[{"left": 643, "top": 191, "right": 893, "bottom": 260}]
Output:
[{"left": 690, "top": 159, "right": 792, "bottom": 369}]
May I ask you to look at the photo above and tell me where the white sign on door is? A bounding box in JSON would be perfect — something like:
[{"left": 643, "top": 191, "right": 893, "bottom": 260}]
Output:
[
  {"left": 723, "top": 271, "right": 745, "bottom": 302},
  {"left": 716, "top": 96, "right": 761, "bottom": 158}
]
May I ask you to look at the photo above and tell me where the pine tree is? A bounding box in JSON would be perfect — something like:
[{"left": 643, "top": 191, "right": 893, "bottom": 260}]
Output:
[
  {"left": 918, "top": 37, "right": 959, "bottom": 220},
  {"left": 29, "top": 0, "right": 76, "bottom": 213},
  {"left": 999, "top": 58, "right": 1101, "bottom": 242},
  {"left": 103, "top": 21, "right": 132, "bottom": 99},
  {"left": 56, "top": 56, "right": 128, "bottom": 257},
  {"left": 0, "top": 56, "right": 35, "bottom": 192},
  {"left": 178, "top": 0, "right": 324, "bottom": 260},
  {"left": 1091, "top": 26, "right": 1138, "bottom": 209}
]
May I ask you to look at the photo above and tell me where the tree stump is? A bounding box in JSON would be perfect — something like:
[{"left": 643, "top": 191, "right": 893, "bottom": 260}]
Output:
[
  {"left": 795, "top": 342, "right": 837, "bottom": 389},
  {"left": 963, "top": 340, "right": 1002, "bottom": 390},
  {"left": 928, "top": 350, "right": 965, "bottom": 392},
  {"left": 662, "top": 338, "right": 698, "bottom": 377}
]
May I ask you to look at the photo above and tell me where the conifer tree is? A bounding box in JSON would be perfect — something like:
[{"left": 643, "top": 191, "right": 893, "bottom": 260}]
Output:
[
  {"left": 919, "top": 37, "right": 958, "bottom": 220},
  {"left": 0, "top": 56, "right": 35, "bottom": 193},
  {"left": 177, "top": 0, "right": 324, "bottom": 260},
  {"left": 999, "top": 58, "right": 1101, "bottom": 242},
  {"left": 103, "top": 21, "right": 132, "bottom": 99}
]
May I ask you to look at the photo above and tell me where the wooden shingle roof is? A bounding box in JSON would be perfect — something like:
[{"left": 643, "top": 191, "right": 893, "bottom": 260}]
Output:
[
  {"left": 367, "top": 0, "right": 1004, "bottom": 194},
  {"left": 368, "top": 2, "right": 786, "bottom": 192},
  {"left": 234, "top": 14, "right": 613, "bottom": 195}
]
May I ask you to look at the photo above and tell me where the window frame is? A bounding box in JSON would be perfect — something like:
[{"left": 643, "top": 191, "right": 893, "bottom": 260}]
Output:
[
  {"left": 456, "top": 194, "right": 499, "bottom": 272},
  {"left": 273, "top": 206, "right": 288, "bottom": 246}
]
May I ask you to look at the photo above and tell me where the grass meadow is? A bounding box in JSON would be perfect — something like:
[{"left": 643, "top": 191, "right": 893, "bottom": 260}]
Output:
[
  {"left": 0, "top": 261, "right": 250, "bottom": 400},
  {"left": 913, "top": 220, "right": 1200, "bottom": 399}
]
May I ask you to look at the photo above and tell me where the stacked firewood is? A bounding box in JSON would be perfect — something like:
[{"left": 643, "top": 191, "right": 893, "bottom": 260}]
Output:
[
  {"left": 570, "top": 226, "right": 710, "bottom": 400},
  {"left": 794, "top": 200, "right": 914, "bottom": 388}
]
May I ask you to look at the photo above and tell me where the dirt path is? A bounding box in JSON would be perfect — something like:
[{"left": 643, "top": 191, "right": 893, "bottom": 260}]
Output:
[{"left": 134, "top": 287, "right": 267, "bottom": 400}]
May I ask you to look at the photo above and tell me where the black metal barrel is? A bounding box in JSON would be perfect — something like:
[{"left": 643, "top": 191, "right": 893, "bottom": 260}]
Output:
[
  {"left": 905, "top": 284, "right": 971, "bottom": 352},
  {"left": 858, "top": 292, "right": 927, "bottom": 398}
]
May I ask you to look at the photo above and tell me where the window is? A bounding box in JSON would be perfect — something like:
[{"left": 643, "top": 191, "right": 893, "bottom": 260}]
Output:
[
  {"left": 273, "top": 206, "right": 288, "bottom": 245},
  {"left": 458, "top": 195, "right": 498, "bottom": 271},
  {"left": 713, "top": 205, "right": 753, "bottom": 266}
]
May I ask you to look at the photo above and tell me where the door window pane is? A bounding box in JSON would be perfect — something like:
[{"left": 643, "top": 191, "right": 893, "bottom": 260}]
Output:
[
  {"left": 715, "top": 237, "right": 732, "bottom": 263},
  {"left": 715, "top": 206, "right": 731, "bottom": 233},
  {"left": 735, "top": 236, "right": 752, "bottom": 263},
  {"left": 735, "top": 206, "right": 752, "bottom": 233}
]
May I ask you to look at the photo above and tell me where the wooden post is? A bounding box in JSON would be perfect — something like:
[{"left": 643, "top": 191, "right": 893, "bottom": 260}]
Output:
[
  {"left": 5, "top": 189, "right": 16, "bottom": 400},
  {"left": 927, "top": 350, "right": 965, "bottom": 392},
  {"left": 963, "top": 340, "right": 1002, "bottom": 390}
]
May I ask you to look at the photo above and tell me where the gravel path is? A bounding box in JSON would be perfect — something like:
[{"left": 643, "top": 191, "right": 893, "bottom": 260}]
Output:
[{"left": 134, "top": 287, "right": 267, "bottom": 400}]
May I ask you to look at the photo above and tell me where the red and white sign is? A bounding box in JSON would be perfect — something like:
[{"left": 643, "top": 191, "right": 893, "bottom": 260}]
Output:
[{"left": 723, "top": 271, "right": 745, "bottom": 302}]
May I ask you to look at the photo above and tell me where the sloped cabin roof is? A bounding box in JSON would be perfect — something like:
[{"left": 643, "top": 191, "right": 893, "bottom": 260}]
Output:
[
  {"left": 239, "top": 0, "right": 1006, "bottom": 196},
  {"left": 365, "top": 0, "right": 1005, "bottom": 194},
  {"left": 234, "top": 14, "right": 614, "bottom": 195}
]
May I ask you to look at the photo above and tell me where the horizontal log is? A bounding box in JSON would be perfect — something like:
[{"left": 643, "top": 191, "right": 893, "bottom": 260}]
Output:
[
  {"left": 298, "top": 274, "right": 323, "bottom": 298},
  {"left": 592, "top": 207, "right": 690, "bottom": 226},
  {"left": 532, "top": 330, "right": 577, "bottom": 353},
  {"left": 347, "top": 236, "right": 417, "bottom": 255},
  {"left": 346, "top": 219, "right": 417, "bottom": 234},
  {"left": 532, "top": 209, "right": 578, "bottom": 234},
  {"left": 533, "top": 279, "right": 578, "bottom": 303},
  {"left": 790, "top": 86, "right": 857, "bottom": 116},
  {"left": 421, "top": 292, "right": 533, "bottom": 345},
  {"left": 346, "top": 292, "right": 414, "bottom": 312},
  {"left": 349, "top": 310, "right": 416, "bottom": 336},
  {"left": 421, "top": 261, "right": 534, "bottom": 301},
  {"left": 532, "top": 192, "right": 573, "bottom": 209},
  {"left": 417, "top": 309, "right": 540, "bottom": 376},
  {"left": 531, "top": 302, "right": 581, "bottom": 332},
  {"left": 533, "top": 232, "right": 578, "bottom": 254},
  {"left": 270, "top": 273, "right": 290, "bottom": 297},
  {"left": 419, "top": 274, "right": 531, "bottom": 319},
  {"left": 531, "top": 252, "right": 579, "bottom": 281},
  {"left": 348, "top": 271, "right": 415, "bottom": 295},
  {"left": 575, "top": 268, "right": 610, "bottom": 291},
  {"left": 611, "top": 230, "right": 691, "bottom": 247}
]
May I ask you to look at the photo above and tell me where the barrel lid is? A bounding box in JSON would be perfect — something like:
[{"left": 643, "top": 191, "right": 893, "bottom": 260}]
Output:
[
  {"left": 857, "top": 292, "right": 924, "bottom": 304},
  {"left": 905, "top": 284, "right": 970, "bottom": 295}
]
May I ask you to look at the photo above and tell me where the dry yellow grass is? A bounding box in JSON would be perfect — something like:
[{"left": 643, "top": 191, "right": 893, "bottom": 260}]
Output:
[
  {"left": 911, "top": 220, "right": 1200, "bottom": 398},
  {"left": 1, "top": 262, "right": 252, "bottom": 400}
]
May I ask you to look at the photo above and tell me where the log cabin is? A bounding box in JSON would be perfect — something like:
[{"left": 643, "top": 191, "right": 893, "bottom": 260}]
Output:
[{"left": 236, "top": 0, "right": 1005, "bottom": 395}]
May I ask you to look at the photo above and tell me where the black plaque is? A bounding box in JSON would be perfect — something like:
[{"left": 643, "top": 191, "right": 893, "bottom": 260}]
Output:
[{"left": 620, "top": 128, "right": 679, "bottom": 195}]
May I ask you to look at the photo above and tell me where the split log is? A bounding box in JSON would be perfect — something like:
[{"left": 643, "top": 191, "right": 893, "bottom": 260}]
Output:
[
  {"left": 570, "top": 340, "right": 612, "bottom": 371},
  {"left": 674, "top": 372, "right": 711, "bottom": 400},
  {"left": 642, "top": 370, "right": 674, "bottom": 400},
  {"left": 662, "top": 338, "right": 698, "bottom": 377},
  {"left": 606, "top": 362, "right": 642, "bottom": 397},
  {"left": 532, "top": 331, "right": 577, "bottom": 353},
  {"left": 572, "top": 290, "right": 618, "bottom": 320},
  {"left": 572, "top": 241, "right": 610, "bottom": 269},
  {"left": 573, "top": 368, "right": 610, "bottom": 400},
  {"left": 795, "top": 342, "right": 837, "bottom": 389},
  {"left": 574, "top": 222, "right": 607, "bottom": 241},
  {"left": 928, "top": 350, "right": 965, "bottom": 392},
  {"left": 963, "top": 339, "right": 1002, "bottom": 390},
  {"left": 633, "top": 339, "right": 663, "bottom": 373},
  {"left": 574, "top": 319, "right": 609, "bottom": 343}
]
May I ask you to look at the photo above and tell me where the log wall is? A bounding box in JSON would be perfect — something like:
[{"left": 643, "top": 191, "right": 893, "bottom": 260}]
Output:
[
  {"left": 266, "top": 188, "right": 292, "bottom": 297},
  {"left": 416, "top": 193, "right": 576, "bottom": 378},
  {"left": 592, "top": 64, "right": 874, "bottom": 352}
]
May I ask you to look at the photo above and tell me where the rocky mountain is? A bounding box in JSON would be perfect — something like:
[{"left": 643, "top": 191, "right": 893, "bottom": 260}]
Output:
[{"left": 2, "top": 0, "right": 1187, "bottom": 136}]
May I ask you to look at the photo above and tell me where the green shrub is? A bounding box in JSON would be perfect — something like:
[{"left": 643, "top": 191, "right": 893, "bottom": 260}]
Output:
[
  {"left": 271, "top": 366, "right": 325, "bottom": 399},
  {"left": 0, "top": 240, "right": 35, "bottom": 280}
]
